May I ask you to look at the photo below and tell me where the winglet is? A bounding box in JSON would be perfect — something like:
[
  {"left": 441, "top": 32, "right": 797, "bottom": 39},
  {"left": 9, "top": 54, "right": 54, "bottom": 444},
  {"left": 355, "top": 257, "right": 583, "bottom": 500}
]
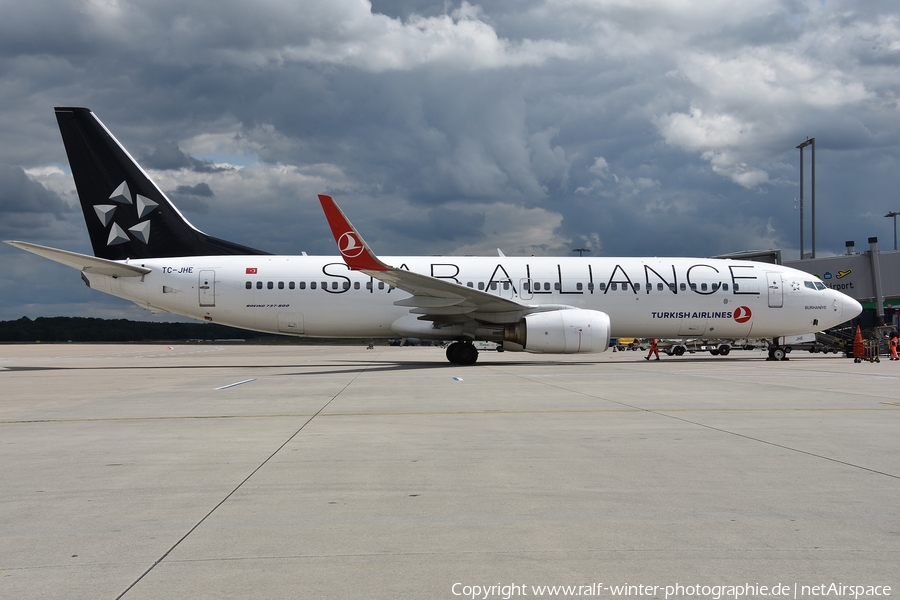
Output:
[{"left": 318, "top": 195, "right": 390, "bottom": 271}]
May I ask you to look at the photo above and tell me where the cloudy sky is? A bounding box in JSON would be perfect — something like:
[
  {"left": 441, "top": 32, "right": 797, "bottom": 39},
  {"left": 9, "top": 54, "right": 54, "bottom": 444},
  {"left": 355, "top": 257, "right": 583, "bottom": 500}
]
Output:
[{"left": 1, "top": 0, "right": 899, "bottom": 321}]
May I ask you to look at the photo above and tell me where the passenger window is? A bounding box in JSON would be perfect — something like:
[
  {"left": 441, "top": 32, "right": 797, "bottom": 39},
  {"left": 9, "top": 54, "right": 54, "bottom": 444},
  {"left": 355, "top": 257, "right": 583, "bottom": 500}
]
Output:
[
  {"left": 378, "top": 282, "right": 385, "bottom": 290},
  {"left": 523, "top": 282, "right": 530, "bottom": 292},
  {"left": 734, "top": 283, "right": 740, "bottom": 291},
  {"left": 657, "top": 283, "right": 664, "bottom": 291},
  {"left": 721, "top": 283, "right": 728, "bottom": 291},
  {"left": 467, "top": 282, "right": 474, "bottom": 288},
  {"left": 634, "top": 283, "right": 641, "bottom": 291},
  {"left": 310, "top": 282, "right": 317, "bottom": 289},
  {"left": 599, "top": 283, "right": 606, "bottom": 291},
  {"left": 503, "top": 282, "right": 510, "bottom": 290},
  {"left": 256, "top": 281, "right": 263, "bottom": 290},
  {"left": 299, "top": 281, "right": 306, "bottom": 290},
  {"left": 354, "top": 282, "right": 360, "bottom": 290},
  {"left": 278, "top": 281, "right": 284, "bottom": 289},
  {"left": 611, "top": 283, "right": 617, "bottom": 291},
  {"left": 490, "top": 282, "right": 497, "bottom": 291},
  {"left": 680, "top": 283, "right": 686, "bottom": 291},
  {"left": 366, "top": 281, "right": 372, "bottom": 290},
  {"left": 321, "top": 281, "right": 327, "bottom": 290},
  {"left": 544, "top": 282, "right": 550, "bottom": 291},
  {"left": 289, "top": 282, "right": 295, "bottom": 289},
  {"left": 576, "top": 282, "right": 583, "bottom": 291},
  {"left": 343, "top": 282, "right": 350, "bottom": 290},
  {"left": 478, "top": 282, "right": 485, "bottom": 290},
  {"left": 554, "top": 283, "right": 560, "bottom": 291},
  {"left": 690, "top": 283, "right": 697, "bottom": 291},
  {"left": 267, "top": 281, "right": 274, "bottom": 289},
  {"left": 701, "top": 283, "right": 708, "bottom": 291},
  {"left": 711, "top": 283, "right": 718, "bottom": 291},
  {"left": 245, "top": 281, "right": 252, "bottom": 289},
  {"left": 588, "top": 283, "right": 594, "bottom": 291}
]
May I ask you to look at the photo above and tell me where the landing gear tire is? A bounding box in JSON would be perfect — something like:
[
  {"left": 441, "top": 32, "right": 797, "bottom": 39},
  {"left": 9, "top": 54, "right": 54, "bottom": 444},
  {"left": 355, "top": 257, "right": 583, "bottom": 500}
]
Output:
[
  {"left": 709, "top": 349, "right": 720, "bottom": 356},
  {"left": 446, "top": 341, "right": 478, "bottom": 365},
  {"left": 769, "top": 347, "right": 786, "bottom": 361},
  {"left": 673, "top": 346, "right": 685, "bottom": 356},
  {"left": 719, "top": 345, "right": 731, "bottom": 356}
]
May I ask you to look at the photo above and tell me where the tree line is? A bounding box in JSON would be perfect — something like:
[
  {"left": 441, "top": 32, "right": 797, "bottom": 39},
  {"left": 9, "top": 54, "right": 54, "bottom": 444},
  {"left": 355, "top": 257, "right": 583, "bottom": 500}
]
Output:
[{"left": 0, "top": 316, "right": 278, "bottom": 343}]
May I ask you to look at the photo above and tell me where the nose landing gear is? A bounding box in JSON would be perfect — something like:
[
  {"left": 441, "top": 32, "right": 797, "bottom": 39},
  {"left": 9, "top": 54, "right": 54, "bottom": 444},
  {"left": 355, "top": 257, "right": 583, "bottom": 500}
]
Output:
[{"left": 767, "top": 338, "right": 791, "bottom": 361}]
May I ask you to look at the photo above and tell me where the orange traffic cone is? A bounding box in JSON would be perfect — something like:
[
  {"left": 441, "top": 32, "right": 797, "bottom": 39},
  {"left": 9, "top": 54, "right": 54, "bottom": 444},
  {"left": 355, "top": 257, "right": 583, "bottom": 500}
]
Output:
[{"left": 853, "top": 325, "right": 865, "bottom": 359}]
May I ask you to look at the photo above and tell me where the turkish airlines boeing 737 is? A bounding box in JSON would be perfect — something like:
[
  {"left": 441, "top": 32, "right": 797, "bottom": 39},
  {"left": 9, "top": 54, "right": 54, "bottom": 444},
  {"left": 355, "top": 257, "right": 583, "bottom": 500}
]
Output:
[{"left": 6, "top": 107, "right": 862, "bottom": 364}]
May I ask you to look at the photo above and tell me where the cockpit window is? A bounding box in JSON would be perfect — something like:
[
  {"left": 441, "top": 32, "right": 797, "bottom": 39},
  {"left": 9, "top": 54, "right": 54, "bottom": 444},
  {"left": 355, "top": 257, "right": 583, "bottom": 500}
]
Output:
[
  {"left": 814, "top": 282, "right": 826, "bottom": 290},
  {"left": 804, "top": 281, "right": 816, "bottom": 290}
]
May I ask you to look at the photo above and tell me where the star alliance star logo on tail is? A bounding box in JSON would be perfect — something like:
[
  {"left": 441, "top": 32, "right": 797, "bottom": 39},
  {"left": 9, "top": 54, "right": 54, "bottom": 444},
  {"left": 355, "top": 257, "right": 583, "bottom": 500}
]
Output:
[{"left": 94, "top": 181, "right": 158, "bottom": 246}]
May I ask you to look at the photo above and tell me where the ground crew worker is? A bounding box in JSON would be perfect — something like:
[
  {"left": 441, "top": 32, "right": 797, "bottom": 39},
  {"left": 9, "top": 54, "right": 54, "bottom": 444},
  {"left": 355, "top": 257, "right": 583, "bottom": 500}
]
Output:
[
  {"left": 645, "top": 338, "right": 660, "bottom": 361},
  {"left": 890, "top": 331, "right": 899, "bottom": 361}
]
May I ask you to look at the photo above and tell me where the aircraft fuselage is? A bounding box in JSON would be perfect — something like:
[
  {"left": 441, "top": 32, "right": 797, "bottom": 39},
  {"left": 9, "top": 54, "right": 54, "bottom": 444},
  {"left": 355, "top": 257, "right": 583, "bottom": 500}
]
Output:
[{"left": 88, "top": 255, "right": 856, "bottom": 341}]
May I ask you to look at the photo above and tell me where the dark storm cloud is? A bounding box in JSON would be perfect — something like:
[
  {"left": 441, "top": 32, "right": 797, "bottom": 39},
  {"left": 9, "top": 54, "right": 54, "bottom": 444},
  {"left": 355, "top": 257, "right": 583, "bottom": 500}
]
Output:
[
  {"left": 176, "top": 182, "right": 214, "bottom": 197},
  {"left": 165, "top": 183, "right": 214, "bottom": 214},
  {"left": 379, "top": 206, "right": 486, "bottom": 242},
  {"left": 140, "top": 142, "right": 230, "bottom": 173},
  {"left": 0, "top": 164, "right": 73, "bottom": 238},
  {"left": 0, "top": 164, "right": 69, "bottom": 215},
  {"left": 2, "top": 0, "right": 900, "bottom": 318}
]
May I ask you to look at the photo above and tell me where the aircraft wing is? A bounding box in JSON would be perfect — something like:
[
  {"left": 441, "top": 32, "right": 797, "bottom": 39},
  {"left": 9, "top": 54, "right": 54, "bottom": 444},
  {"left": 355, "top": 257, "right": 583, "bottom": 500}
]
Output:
[
  {"left": 5, "top": 241, "right": 151, "bottom": 277},
  {"left": 318, "top": 195, "right": 531, "bottom": 323}
]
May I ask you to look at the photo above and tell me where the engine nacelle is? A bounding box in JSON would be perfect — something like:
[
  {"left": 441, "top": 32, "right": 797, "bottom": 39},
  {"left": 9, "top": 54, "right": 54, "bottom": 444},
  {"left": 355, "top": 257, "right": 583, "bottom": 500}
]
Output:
[{"left": 504, "top": 309, "right": 611, "bottom": 354}]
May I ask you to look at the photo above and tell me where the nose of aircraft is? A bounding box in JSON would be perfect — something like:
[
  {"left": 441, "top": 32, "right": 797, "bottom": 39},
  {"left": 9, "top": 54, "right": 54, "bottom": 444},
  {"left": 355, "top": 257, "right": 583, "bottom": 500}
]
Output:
[{"left": 842, "top": 295, "right": 863, "bottom": 321}]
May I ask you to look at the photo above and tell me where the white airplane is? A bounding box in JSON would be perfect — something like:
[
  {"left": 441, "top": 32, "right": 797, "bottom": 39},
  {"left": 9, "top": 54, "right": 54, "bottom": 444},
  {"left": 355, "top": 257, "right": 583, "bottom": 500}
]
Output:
[{"left": 6, "top": 107, "right": 862, "bottom": 364}]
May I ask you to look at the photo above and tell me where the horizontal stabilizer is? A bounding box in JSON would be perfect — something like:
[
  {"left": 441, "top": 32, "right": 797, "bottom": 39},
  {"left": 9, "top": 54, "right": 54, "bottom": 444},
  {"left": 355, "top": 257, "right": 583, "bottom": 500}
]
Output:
[{"left": 5, "top": 241, "right": 151, "bottom": 277}]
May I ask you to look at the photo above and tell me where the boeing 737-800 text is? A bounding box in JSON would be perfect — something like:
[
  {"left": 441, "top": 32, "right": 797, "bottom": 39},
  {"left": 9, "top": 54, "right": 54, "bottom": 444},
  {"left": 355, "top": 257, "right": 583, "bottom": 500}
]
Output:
[{"left": 6, "top": 108, "right": 862, "bottom": 364}]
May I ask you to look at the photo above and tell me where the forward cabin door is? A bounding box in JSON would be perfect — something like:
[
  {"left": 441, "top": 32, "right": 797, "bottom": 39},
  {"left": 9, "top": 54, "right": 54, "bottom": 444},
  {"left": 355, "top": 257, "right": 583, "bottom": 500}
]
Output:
[
  {"left": 766, "top": 272, "right": 783, "bottom": 308},
  {"left": 199, "top": 270, "right": 216, "bottom": 307}
]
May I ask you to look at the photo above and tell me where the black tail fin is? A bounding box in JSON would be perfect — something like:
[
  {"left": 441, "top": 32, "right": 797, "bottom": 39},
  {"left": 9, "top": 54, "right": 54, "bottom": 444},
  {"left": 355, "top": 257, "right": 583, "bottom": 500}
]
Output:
[{"left": 54, "top": 107, "right": 269, "bottom": 260}]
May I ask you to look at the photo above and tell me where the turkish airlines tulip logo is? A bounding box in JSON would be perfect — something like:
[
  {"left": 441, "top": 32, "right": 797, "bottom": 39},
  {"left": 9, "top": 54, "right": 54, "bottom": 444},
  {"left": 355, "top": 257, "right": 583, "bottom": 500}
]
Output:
[
  {"left": 338, "top": 232, "right": 365, "bottom": 258},
  {"left": 733, "top": 306, "right": 752, "bottom": 323}
]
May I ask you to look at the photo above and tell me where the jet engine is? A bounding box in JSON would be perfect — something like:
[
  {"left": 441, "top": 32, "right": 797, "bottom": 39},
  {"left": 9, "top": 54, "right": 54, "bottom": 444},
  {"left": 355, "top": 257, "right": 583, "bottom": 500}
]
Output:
[{"left": 504, "top": 308, "right": 611, "bottom": 353}]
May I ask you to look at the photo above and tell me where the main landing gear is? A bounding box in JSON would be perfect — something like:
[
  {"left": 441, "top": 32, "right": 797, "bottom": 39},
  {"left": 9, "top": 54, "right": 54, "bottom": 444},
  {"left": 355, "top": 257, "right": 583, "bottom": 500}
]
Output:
[{"left": 446, "top": 341, "right": 478, "bottom": 365}]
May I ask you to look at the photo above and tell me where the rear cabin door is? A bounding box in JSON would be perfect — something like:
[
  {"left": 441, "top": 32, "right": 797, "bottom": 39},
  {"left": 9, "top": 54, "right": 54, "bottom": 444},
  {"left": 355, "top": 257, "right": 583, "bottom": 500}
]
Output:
[{"left": 199, "top": 270, "right": 216, "bottom": 307}]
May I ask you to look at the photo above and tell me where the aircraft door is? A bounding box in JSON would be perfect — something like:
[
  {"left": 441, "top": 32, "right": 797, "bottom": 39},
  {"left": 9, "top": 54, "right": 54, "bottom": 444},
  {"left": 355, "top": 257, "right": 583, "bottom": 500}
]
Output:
[
  {"left": 766, "top": 272, "right": 783, "bottom": 308},
  {"left": 199, "top": 270, "right": 216, "bottom": 307},
  {"left": 519, "top": 278, "right": 534, "bottom": 300},
  {"left": 678, "top": 316, "right": 708, "bottom": 337},
  {"left": 489, "top": 279, "right": 516, "bottom": 299},
  {"left": 277, "top": 312, "right": 305, "bottom": 335}
]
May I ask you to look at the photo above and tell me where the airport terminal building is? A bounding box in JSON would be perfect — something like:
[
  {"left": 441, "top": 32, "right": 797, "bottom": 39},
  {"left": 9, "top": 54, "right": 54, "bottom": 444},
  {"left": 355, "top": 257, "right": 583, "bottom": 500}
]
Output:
[{"left": 784, "top": 238, "right": 900, "bottom": 330}]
